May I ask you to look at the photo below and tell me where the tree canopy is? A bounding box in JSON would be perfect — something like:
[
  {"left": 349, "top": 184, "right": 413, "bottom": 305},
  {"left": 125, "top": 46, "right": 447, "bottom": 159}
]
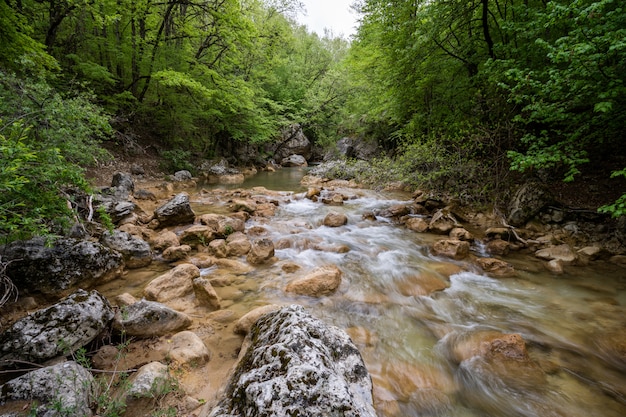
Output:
[{"left": 1, "top": 0, "right": 624, "bottom": 241}]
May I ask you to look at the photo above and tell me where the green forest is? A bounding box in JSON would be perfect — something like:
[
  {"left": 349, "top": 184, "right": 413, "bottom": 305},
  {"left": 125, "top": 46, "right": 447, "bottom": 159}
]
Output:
[{"left": 1, "top": 0, "right": 625, "bottom": 241}]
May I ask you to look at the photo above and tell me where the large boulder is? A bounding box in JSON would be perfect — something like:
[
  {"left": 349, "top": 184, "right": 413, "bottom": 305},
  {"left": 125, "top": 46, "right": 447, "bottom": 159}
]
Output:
[
  {"left": 100, "top": 230, "right": 152, "bottom": 268},
  {"left": 154, "top": 192, "right": 196, "bottom": 227},
  {"left": 0, "top": 290, "right": 114, "bottom": 366},
  {"left": 1, "top": 237, "right": 123, "bottom": 295},
  {"left": 205, "top": 305, "right": 376, "bottom": 417},
  {"left": 0, "top": 361, "right": 94, "bottom": 417},
  {"left": 507, "top": 182, "right": 552, "bottom": 227},
  {"left": 273, "top": 124, "right": 312, "bottom": 163},
  {"left": 114, "top": 299, "right": 191, "bottom": 337}
]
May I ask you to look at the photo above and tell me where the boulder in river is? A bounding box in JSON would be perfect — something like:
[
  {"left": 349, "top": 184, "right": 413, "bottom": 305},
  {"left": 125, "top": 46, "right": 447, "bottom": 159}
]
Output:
[
  {"left": 476, "top": 258, "right": 516, "bottom": 278},
  {"left": 154, "top": 192, "right": 196, "bottom": 227},
  {"left": 431, "top": 239, "right": 470, "bottom": 260},
  {"left": 323, "top": 211, "right": 348, "bottom": 227},
  {"left": 285, "top": 265, "right": 343, "bottom": 297},
  {"left": 0, "top": 361, "right": 94, "bottom": 416},
  {"left": 205, "top": 305, "right": 377, "bottom": 417},
  {"left": 246, "top": 238, "right": 275, "bottom": 265},
  {"left": 1, "top": 237, "right": 123, "bottom": 295},
  {"left": 0, "top": 289, "right": 114, "bottom": 366}
]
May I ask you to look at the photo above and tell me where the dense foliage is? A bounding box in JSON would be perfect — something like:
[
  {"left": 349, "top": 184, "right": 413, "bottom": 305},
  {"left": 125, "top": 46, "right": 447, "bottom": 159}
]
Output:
[
  {"left": 348, "top": 0, "right": 625, "bottom": 209},
  {"left": 1, "top": 0, "right": 624, "bottom": 242},
  {"left": 0, "top": 0, "right": 350, "bottom": 241}
]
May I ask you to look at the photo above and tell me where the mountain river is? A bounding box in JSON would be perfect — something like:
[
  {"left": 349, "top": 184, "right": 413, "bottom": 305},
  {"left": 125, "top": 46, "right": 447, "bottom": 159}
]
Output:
[{"left": 98, "top": 167, "right": 626, "bottom": 417}]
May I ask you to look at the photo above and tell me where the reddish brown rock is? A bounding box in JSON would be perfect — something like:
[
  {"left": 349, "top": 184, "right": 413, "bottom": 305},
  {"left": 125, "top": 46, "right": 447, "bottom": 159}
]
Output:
[
  {"left": 396, "top": 273, "right": 450, "bottom": 296},
  {"left": 285, "top": 265, "right": 343, "bottom": 297},
  {"left": 486, "top": 239, "right": 510, "bottom": 256},
  {"left": 247, "top": 238, "right": 275, "bottom": 265},
  {"left": 405, "top": 217, "right": 429, "bottom": 233},
  {"left": 476, "top": 258, "right": 516, "bottom": 278},
  {"left": 323, "top": 211, "right": 348, "bottom": 227},
  {"left": 431, "top": 239, "right": 470, "bottom": 260}
]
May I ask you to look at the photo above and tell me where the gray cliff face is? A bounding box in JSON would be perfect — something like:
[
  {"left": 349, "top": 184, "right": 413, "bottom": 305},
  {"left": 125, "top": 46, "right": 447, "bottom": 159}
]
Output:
[{"left": 208, "top": 305, "right": 376, "bottom": 417}]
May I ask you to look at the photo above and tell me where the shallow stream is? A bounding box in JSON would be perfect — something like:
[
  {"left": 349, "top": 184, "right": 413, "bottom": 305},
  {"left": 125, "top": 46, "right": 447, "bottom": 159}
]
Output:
[{"left": 101, "top": 168, "right": 626, "bottom": 417}]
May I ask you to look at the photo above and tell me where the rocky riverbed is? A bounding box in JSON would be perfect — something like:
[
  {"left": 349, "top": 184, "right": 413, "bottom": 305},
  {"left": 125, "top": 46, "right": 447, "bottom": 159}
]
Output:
[{"left": 0, "top": 168, "right": 624, "bottom": 417}]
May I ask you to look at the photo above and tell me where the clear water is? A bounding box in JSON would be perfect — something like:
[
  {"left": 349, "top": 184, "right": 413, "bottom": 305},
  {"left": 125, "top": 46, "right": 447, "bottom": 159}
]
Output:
[{"left": 122, "top": 168, "right": 626, "bottom": 416}]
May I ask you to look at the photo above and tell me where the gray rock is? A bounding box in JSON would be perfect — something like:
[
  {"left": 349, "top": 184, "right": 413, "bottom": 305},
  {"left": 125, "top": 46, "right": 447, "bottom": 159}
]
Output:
[
  {"left": 206, "top": 305, "right": 376, "bottom": 417},
  {"left": 97, "top": 198, "right": 136, "bottom": 223},
  {"left": 507, "top": 182, "right": 552, "bottom": 227},
  {"left": 273, "top": 124, "right": 312, "bottom": 163},
  {"left": 131, "top": 164, "right": 145, "bottom": 175},
  {"left": 111, "top": 172, "right": 134, "bottom": 195},
  {"left": 114, "top": 299, "right": 191, "bottom": 337},
  {"left": 0, "top": 237, "right": 122, "bottom": 295},
  {"left": 200, "top": 158, "right": 238, "bottom": 176},
  {"left": 281, "top": 154, "right": 308, "bottom": 167},
  {"left": 154, "top": 192, "right": 196, "bottom": 227},
  {"left": 172, "top": 170, "right": 193, "bottom": 182},
  {"left": 0, "top": 361, "right": 94, "bottom": 417},
  {"left": 100, "top": 230, "right": 152, "bottom": 268},
  {"left": 0, "top": 290, "right": 114, "bottom": 366},
  {"left": 127, "top": 362, "right": 170, "bottom": 398},
  {"left": 335, "top": 137, "right": 379, "bottom": 160},
  {"left": 134, "top": 188, "right": 157, "bottom": 201}
]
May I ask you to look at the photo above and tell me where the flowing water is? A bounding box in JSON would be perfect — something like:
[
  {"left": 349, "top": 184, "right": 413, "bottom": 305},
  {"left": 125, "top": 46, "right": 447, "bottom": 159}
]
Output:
[{"left": 106, "top": 168, "right": 626, "bottom": 417}]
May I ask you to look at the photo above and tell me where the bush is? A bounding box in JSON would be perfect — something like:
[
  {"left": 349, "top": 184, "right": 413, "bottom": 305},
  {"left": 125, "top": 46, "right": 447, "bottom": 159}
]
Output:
[{"left": 0, "top": 122, "right": 90, "bottom": 242}]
